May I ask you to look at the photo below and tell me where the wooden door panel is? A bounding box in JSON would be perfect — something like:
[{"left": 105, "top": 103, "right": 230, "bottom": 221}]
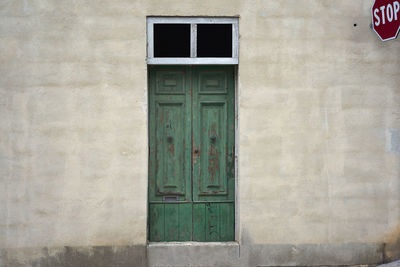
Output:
[
  {"left": 156, "top": 70, "right": 185, "bottom": 94},
  {"left": 149, "top": 203, "right": 192, "bottom": 241},
  {"left": 155, "top": 101, "right": 186, "bottom": 195},
  {"left": 149, "top": 203, "right": 164, "bottom": 241},
  {"left": 149, "top": 66, "right": 191, "bottom": 203},
  {"left": 198, "top": 101, "right": 227, "bottom": 196},
  {"left": 199, "top": 71, "right": 228, "bottom": 94},
  {"left": 193, "top": 67, "right": 235, "bottom": 202},
  {"left": 193, "top": 203, "right": 234, "bottom": 241}
]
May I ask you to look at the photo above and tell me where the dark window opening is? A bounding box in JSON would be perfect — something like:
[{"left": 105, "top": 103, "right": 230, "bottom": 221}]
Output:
[
  {"left": 197, "top": 24, "right": 232, "bottom": 57},
  {"left": 154, "top": 24, "right": 190, "bottom": 57}
]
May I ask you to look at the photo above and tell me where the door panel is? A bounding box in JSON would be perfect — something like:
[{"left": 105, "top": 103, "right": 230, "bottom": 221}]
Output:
[
  {"left": 193, "top": 67, "right": 235, "bottom": 202},
  {"left": 198, "top": 71, "right": 228, "bottom": 94},
  {"left": 193, "top": 203, "right": 234, "bottom": 241},
  {"left": 198, "top": 101, "right": 227, "bottom": 196},
  {"left": 149, "top": 66, "right": 191, "bottom": 203},
  {"left": 155, "top": 101, "right": 186, "bottom": 195},
  {"left": 149, "top": 203, "right": 192, "bottom": 241},
  {"left": 148, "top": 66, "right": 235, "bottom": 242},
  {"left": 155, "top": 70, "right": 186, "bottom": 94}
]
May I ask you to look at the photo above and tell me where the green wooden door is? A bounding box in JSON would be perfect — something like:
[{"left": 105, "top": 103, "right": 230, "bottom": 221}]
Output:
[{"left": 148, "top": 66, "right": 235, "bottom": 242}]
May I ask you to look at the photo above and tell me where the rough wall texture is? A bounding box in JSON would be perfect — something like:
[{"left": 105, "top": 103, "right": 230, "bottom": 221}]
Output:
[{"left": 0, "top": 0, "right": 399, "bottom": 266}]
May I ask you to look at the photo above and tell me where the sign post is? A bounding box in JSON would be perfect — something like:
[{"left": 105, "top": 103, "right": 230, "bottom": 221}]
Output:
[{"left": 372, "top": 0, "right": 400, "bottom": 41}]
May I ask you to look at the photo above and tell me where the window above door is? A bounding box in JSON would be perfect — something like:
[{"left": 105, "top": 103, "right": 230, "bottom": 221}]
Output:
[{"left": 147, "top": 17, "right": 239, "bottom": 65}]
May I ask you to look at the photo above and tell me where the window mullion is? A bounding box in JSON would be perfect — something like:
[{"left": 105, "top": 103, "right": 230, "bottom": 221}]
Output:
[{"left": 190, "top": 23, "right": 197, "bottom": 58}]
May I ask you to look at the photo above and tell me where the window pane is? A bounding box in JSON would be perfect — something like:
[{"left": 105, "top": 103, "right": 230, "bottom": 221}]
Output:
[
  {"left": 197, "top": 24, "right": 232, "bottom": 57},
  {"left": 154, "top": 24, "right": 190, "bottom": 57}
]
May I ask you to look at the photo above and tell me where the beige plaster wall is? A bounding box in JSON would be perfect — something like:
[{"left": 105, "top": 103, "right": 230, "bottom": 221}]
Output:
[{"left": 1, "top": 0, "right": 399, "bottom": 256}]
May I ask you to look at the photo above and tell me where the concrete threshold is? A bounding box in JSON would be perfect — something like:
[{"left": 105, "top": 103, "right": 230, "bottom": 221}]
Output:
[
  {"left": 147, "top": 241, "right": 240, "bottom": 247},
  {"left": 147, "top": 241, "right": 241, "bottom": 266}
]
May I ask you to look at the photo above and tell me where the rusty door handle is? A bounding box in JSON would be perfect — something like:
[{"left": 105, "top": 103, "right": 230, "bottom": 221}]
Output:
[{"left": 210, "top": 136, "right": 216, "bottom": 142}]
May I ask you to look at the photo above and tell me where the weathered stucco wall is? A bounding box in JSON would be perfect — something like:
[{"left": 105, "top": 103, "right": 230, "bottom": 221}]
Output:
[{"left": 1, "top": 0, "right": 400, "bottom": 266}]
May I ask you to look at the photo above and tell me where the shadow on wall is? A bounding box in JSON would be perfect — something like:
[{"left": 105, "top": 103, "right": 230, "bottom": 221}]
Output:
[
  {"left": 240, "top": 229, "right": 384, "bottom": 267},
  {"left": 0, "top": 246, "right": 147, "bottom": 267},
  {"left": 383, "top": 224, "right": 400, "bottom": 262},
  {"left": 0, "top": 227, "right": 399, "bottom": 266}
]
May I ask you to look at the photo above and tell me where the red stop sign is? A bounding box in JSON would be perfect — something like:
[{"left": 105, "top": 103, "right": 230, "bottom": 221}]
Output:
[{"left": 372, "top": 0, "right": 400, "bottom": 41}]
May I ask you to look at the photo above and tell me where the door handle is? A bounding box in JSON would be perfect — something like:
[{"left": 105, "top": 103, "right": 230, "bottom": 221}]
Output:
[
  {"left": 167, "top": 136, "right": 173, "bottom": 142},
  {"left": 210, "top": 136, "right": 217, "bottom": 142}
]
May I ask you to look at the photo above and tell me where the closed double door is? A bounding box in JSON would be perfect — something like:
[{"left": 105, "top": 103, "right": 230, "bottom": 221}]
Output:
[{"left": 148, "top": 66, "right": 235, "bottom": 241}]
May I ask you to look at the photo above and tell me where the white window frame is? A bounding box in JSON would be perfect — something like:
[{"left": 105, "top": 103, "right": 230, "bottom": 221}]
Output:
[{"left": 147, "top": 17, "right": 239, "bottom": 65}]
